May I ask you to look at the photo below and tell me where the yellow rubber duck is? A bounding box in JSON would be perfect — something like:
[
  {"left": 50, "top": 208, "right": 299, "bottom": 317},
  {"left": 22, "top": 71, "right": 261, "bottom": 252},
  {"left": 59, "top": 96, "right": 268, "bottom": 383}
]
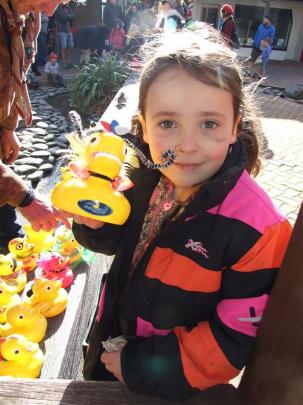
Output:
[
  {"left": 0, "top": 334, "right": 44, "bottom": 378},
  {"left": 0, "top": 254, "right": 27, "bottom": 293},
  {"left": 23, "top": 224, "right": 56, "bottom": 254},
  {"left": 55, "top": 225, "right": 83, "bottom": 264},
  {"left": 24, "top": 278, "right": 68, "bottom": 317},
  {"left": 0, "top": 302, "right": 47, "bottom": 343},
  {"left": 0, "top": 279, "right": 21, "bottom": 324},
  {"left": 8, "top": 238, "right": 39, "bottom": 273},
  {"left": 51, "top": 131, "right": 131, "bottom": 225}
]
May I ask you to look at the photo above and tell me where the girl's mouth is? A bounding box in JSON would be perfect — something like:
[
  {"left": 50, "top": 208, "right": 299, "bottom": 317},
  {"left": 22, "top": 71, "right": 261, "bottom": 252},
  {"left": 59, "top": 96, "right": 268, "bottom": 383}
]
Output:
[{"left": 173, "top": 162, "right": 200, "bottom": 171}]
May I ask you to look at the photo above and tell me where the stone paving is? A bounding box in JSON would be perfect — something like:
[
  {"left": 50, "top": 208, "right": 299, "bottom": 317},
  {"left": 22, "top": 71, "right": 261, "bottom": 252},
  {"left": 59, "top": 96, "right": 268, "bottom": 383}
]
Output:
[{"left": 254, "top": 61, "right": 303, "bottom": 225}]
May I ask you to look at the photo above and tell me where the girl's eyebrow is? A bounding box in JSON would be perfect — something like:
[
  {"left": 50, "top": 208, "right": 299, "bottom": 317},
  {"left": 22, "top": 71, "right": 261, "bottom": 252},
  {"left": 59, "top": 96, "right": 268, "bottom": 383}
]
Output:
[
  {"left": 199, "top": 111, "right": 227, "bottom": 119},
  {"left": 151, "top": 111, "right": 178, "bottom": 118},
  {"left": 151, "top": 111, "right": 227, "bottom": 119}
]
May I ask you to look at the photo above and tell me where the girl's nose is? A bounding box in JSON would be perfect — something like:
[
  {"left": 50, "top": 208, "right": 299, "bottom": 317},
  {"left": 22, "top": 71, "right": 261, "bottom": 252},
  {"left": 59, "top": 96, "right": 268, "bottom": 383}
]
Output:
[{"left": 176, "top": 130, "right": 199, "bottom": 154}]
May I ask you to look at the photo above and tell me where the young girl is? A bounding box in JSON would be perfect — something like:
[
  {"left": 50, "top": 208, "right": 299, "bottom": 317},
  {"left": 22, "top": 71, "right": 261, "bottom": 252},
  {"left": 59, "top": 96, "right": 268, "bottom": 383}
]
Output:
[
  {"left": 71, "top": 27, "right": 292, "bottom": 400},
  {"left": 260, "top": 37, "right": 272, "bottom": 77},
  {"left": 109, "top": 19, "right": 126, "bottom": 52}
]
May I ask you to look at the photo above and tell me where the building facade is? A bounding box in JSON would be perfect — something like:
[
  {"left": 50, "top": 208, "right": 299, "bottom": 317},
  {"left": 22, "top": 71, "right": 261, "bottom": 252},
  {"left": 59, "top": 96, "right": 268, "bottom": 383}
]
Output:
[{"left": 194, "top": 0, "right": 303, "bottom": 61}]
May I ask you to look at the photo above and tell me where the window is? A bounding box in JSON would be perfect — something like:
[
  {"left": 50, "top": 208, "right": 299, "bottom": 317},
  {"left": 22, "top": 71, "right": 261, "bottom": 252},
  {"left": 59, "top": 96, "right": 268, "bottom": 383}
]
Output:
[
  {"left": 234, "top": 5, "right": 293, "bottom": 51},
  {"left": 200, "top": 5, "right": 219, "bottom": 28}
]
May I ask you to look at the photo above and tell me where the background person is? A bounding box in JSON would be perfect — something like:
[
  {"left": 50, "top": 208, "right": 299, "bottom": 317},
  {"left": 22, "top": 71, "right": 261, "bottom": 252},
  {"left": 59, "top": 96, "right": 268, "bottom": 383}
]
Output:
[
  {"left": 249, "top": 14, "right": 275, "bottom": 68},
  {"left": 44, "top": 52, "right": 65, "bottom": 86},
  {"left": 219, "top": 3, "right": 238, "bottom": 49},
  {"left": 155, "top": 0, "right": 183, "bottom": 32},
  {"left": 125, "top": 3, "right": 138, "bottom": 33},
  {"left": 0, "top": 0, "right": 74, "bottom": 253},
  {"left": 109, "top": 18, "right": 125, "bottom": 52},
  {"left": 67, "top": 28, "right": 291, "bottom": 400},
  {"left": 31, "top": 11, "right": 49, "bottom": 75},
  {"left": 55, "top": 3, "right": 75, "bottom": 68},
  {"left": 74, "top": 24, "right": 111, "bottom": 65},
  {"left": 103, "top": 0, "right": 124, "bottom": 30},
  {"left": 258, "top": 37, "right": 272, "bottom": 78}
]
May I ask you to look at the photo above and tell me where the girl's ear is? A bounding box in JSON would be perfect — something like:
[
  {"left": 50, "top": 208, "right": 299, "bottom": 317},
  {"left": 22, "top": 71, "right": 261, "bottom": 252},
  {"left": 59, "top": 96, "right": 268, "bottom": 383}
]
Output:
[
  {"left": 138, "top": 114, "right": 148, "bottom": 144},
  {"left": 231, "top": 115, "right": 241, "bottom": 144}
]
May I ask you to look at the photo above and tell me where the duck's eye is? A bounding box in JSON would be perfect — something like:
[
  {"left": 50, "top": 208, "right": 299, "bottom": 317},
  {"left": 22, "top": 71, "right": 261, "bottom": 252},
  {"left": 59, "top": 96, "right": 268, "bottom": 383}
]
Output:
[
  {"left": 14, "top": 349, "right": 20, "bottom": 355},
  {"left": 46, "top": 286, "right": 51, "bottom": 291},
  {"left": 9, "top": 264, "right": 14, "bottom": 269},
  {"left": 90, "top": 136, "right": 98, "bottom": 145},
  {"left": 59, "top": 259, "right": 64, "bottom": 265},
  {"left": 19, "top": 314, "right": 24, "bottom": 320},
  {"left": 16, "top": 243, "right": 23, "bottom": 250},
  {"left": 0, "top": 289, "right": 3, "bottom": 294}
]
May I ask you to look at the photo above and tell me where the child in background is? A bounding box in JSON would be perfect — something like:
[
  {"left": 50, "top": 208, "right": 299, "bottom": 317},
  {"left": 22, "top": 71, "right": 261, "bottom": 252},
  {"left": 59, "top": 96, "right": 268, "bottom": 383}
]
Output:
[
  {"left": 260, "top": 37, "right": 272, "bottom": 77},
  {"left": 109, "top": 19, "right": 126, "bottom": 52},
  {"left": 44, "top": 52, "right": 65, "bottom": 87},
  {"left": 69, "top": 27, "right": 292, "bottom": 400}
]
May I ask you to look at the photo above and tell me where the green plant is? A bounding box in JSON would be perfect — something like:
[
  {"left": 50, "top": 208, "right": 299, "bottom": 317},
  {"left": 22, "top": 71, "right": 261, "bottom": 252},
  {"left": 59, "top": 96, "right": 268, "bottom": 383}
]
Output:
[{"left": 70, "top": 53, "right": 130, "bottom": 114}]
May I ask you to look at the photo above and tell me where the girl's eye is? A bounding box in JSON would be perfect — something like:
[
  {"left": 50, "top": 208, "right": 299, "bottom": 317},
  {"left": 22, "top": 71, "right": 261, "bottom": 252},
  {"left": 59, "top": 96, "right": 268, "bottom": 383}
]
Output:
[
  {"left": 160, "top": 120, "right": 176, "bottom": 129},
  {"left": 202, "top": 121, "right": 218, "bottom": 129}
]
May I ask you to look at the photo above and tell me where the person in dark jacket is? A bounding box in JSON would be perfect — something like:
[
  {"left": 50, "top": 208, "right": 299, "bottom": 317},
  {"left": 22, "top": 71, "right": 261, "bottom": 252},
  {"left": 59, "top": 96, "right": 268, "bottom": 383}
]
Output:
[
  {"left": 125, "top": 3, "right": 138, "bottom": 33},
  {"left": 69, "top": 28, "right": 291, "bottom": 400},
  {"left": 249, "top": 14, "right": 275, "bottom": 64},
  {"left": 74, "top": 24, "right": 111, "bottom": 64},
  {"left": 219, "top": 3, "right": 238, "bottom": 49},
  {"left": 55, "top": 3, "right": 75, "bottom": 68},
  {"left": 103, "top": 0, "right": 124, "bottom": 29},
  {"left": 0, "top": 0, "right": 72, "bottom": 253}
]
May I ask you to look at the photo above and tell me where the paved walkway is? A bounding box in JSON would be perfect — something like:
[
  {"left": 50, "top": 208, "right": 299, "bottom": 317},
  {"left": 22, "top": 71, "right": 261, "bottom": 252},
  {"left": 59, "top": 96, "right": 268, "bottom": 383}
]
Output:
[{"left": 254, "top": 61, "right": 303, "bottom": 225}]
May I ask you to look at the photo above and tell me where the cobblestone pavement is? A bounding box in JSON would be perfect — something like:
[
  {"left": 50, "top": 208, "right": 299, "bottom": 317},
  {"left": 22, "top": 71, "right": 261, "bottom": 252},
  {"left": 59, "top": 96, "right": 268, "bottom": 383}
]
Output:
[{"left": 254, "top": 61, "right": 303, "bottom": 225}]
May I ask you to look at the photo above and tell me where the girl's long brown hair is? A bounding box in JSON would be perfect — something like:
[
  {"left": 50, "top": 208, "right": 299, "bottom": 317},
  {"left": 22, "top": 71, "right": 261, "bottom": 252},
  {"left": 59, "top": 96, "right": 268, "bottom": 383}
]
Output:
[{"left": 131, "top": 25, "right": 263, "bottom": 176}]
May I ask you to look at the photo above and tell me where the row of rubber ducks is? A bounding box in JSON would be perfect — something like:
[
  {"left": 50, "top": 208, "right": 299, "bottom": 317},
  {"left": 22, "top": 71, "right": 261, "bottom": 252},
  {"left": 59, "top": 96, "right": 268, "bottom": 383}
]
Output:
[{"left": 0, "top": 224, "right": 85, "bottom": 378}]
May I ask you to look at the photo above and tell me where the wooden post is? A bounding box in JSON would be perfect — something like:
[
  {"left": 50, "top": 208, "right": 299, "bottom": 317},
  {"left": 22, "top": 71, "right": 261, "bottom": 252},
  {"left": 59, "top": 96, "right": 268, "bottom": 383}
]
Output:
[{"left": 239, "top": 203, "right": 303, "bottom": 405}]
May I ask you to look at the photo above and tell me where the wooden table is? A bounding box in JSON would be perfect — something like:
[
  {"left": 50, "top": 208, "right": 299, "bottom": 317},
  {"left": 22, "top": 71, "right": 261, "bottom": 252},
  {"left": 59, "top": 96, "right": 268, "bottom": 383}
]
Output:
[
  {"left": 0, "top": 379, "right": 242, "bottom": 405},
  {"left": 37, "top": 253, "right": 112, "bottom": 379}
]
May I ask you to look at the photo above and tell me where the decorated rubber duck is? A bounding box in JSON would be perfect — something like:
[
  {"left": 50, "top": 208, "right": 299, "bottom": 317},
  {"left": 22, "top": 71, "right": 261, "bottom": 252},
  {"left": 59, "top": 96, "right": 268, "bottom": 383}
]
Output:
[
  {"left": 0, "top": 302, "right": 47, "bottom": 343},
  {"left": 0, "top": 279, "right": 21, "bottom": 324},
  {"left": 8, "top": 238, "right": 39, "bottom": 273},
  {"left": 51, "top": 129, "right": 132, "bottom": 225},
  {"left": 35, "top": 252, "right": 74, "bottom": 289},
  {"left": 0, "top": 334, "right": 44, "bottom": 378},
  {"left": 23, "top": 224, "right": 56, "bottom": 254},
  {"left": 0, "top": 254, "right": 27, "bottom": 293},
  {"left": 55, "top": 226, "right": 83, "bottom": 265},
  {"left": 51, "top": 113, "right": 176, "bottom": 225},
  {"left": 24, "top": 278, "right": 68, "bottom": 317}
]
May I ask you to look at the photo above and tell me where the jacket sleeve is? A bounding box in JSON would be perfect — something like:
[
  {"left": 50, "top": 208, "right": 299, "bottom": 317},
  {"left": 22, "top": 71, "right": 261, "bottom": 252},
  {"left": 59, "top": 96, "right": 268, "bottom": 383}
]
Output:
[
  {"left": 269, "top": 26, "right": 276, "bottom": 44},
  {"left": 72, "top": 221, "right": 125, "bottom": 255},
  {"left": 0, "top": 161, "right": 28, "bottom": 207},
  {"left": 121, "top": 219, "right": 292, "bottom": 400}
]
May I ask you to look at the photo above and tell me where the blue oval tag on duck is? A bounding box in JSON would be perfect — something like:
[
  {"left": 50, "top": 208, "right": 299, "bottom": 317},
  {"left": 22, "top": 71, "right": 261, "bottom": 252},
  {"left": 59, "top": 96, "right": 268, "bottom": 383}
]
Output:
[{"left": 78, "top": 200, "right": 113, "bottom": 216}]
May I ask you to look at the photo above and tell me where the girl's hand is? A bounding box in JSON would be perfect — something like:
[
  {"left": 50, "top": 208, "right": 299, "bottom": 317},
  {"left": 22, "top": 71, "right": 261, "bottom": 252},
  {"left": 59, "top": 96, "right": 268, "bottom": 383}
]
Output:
[
  {"left": 100, "top": 350, "right": 125, "bottom": 384},
  {"left": 60, "top": 210, "right": 105, "bottom": 230}
]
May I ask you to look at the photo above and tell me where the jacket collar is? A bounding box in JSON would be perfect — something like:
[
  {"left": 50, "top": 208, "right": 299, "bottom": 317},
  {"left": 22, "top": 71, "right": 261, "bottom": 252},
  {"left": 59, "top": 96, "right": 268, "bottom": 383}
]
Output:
[{"left": 132, "top": 138, "right": 247, "bottom": 213}]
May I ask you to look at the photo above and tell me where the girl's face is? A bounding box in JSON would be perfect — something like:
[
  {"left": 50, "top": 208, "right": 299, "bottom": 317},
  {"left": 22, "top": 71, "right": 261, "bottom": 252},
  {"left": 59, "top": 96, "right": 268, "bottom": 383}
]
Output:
[{"left": 139, "top": 67, "right": 239, "bottom": 201}]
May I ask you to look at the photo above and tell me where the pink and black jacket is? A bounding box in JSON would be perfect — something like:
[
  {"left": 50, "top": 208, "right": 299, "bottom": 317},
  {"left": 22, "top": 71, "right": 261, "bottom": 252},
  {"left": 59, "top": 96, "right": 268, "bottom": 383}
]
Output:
[{"left": 73, "top": 139, "right": 292, "bottom": 401}]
